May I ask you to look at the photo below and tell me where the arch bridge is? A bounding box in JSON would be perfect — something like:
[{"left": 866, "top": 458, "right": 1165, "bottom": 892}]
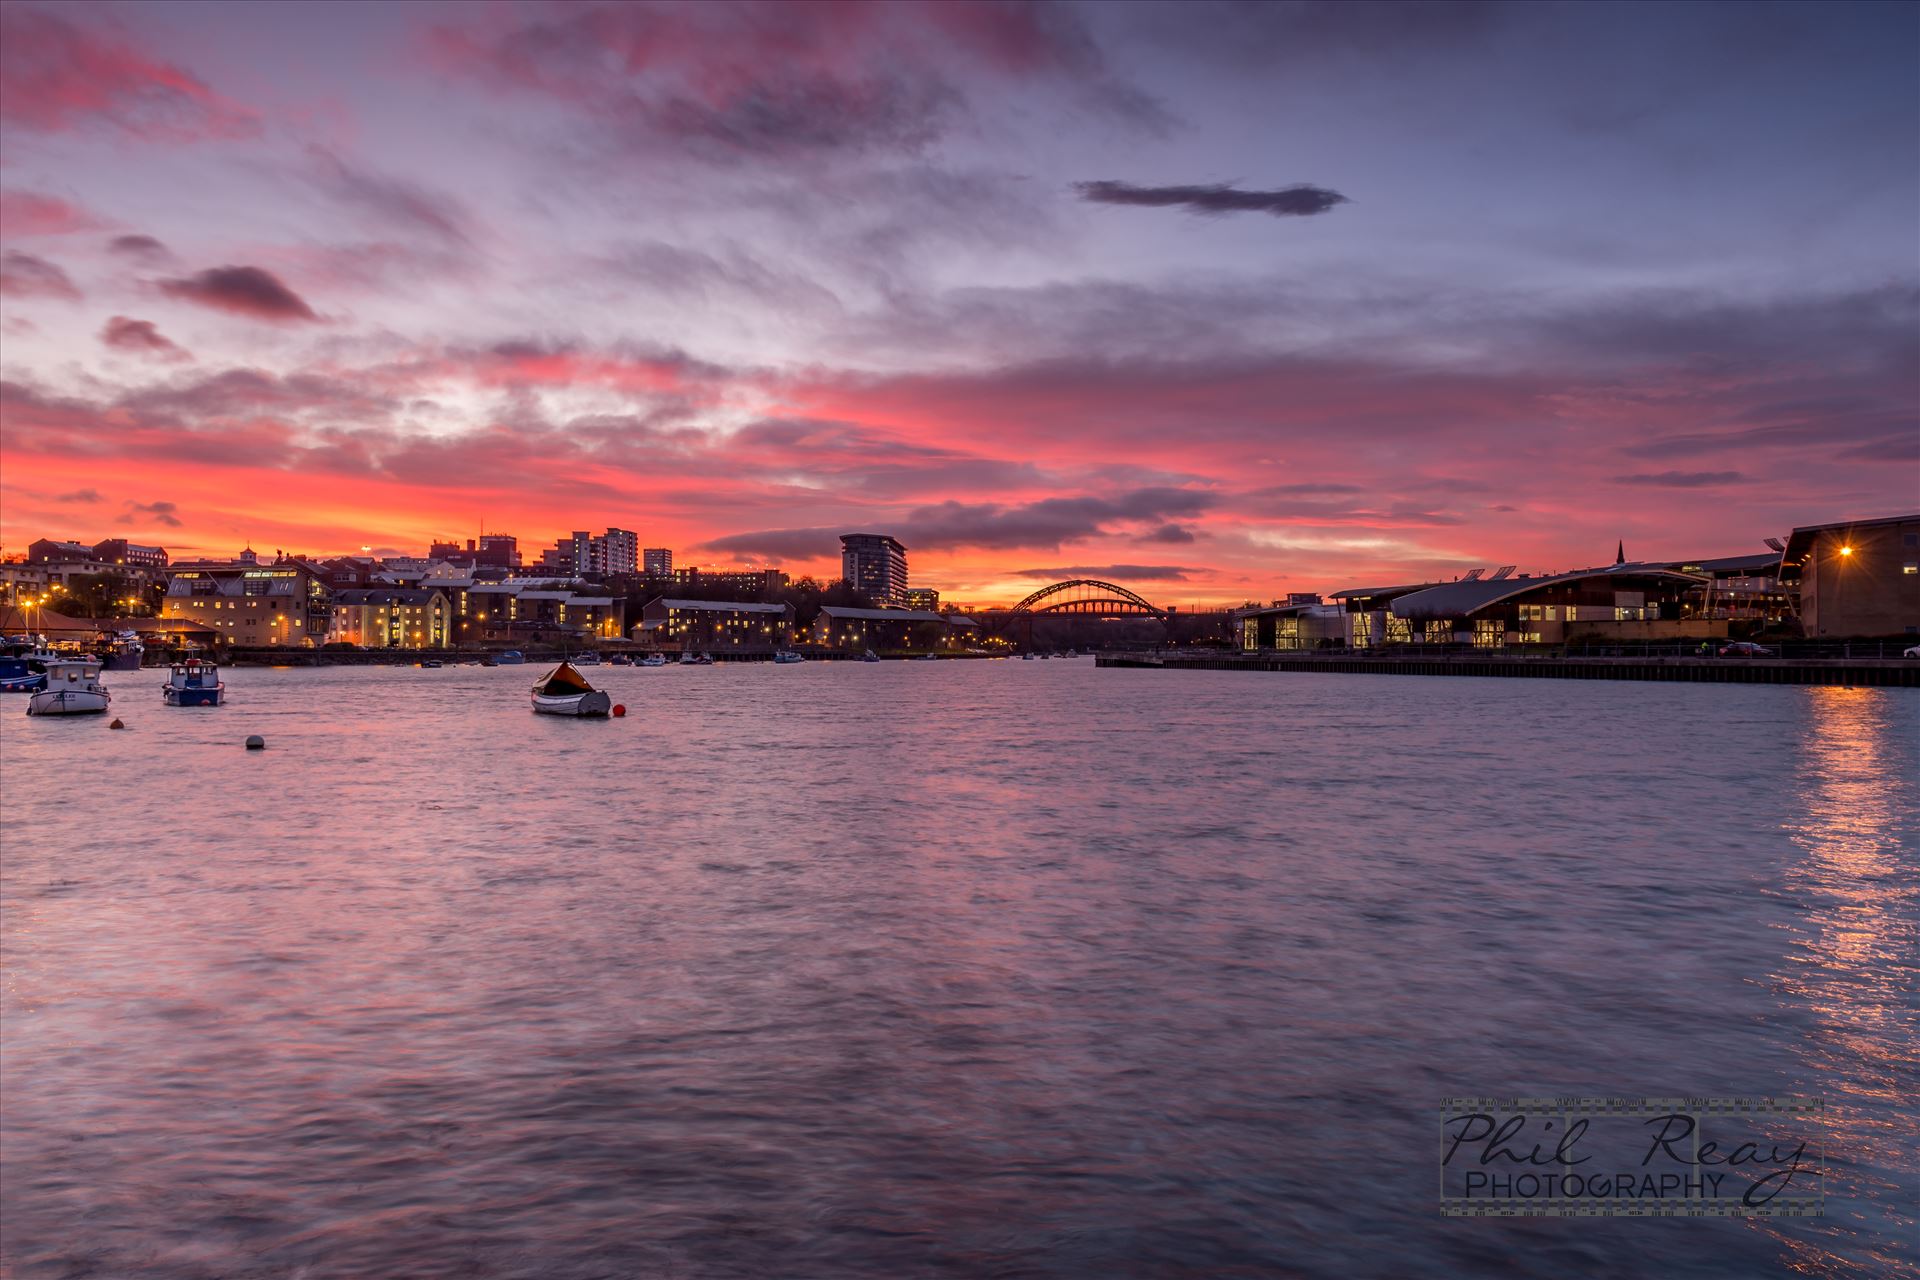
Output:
[{"left": 1009, "top": 579, "right": 1170, "bottom": 618}]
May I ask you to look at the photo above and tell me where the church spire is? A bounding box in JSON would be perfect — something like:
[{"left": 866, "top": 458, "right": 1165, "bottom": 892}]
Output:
[{"left": 1615, "top": 540, "right": 1626, "bottom": 565}]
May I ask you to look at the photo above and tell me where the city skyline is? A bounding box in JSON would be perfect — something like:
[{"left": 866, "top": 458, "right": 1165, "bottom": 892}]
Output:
[{"left": 2, "top": 1, "right": 1916, "bottom": 606}]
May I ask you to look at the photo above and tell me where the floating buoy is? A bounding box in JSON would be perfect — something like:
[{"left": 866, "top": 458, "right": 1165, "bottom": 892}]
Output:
[
  {"left": 612, "top": 704, "right": 627, "bottom": 717},
  {"left": 245, "top": 734, "right": 266, "bottom": 750},
  {"left": 109, "top": 718, "right": 126, "bottom": 730}
]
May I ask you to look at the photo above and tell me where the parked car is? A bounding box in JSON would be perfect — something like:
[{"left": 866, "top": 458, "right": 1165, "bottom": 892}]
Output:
[
  {"left": 1718, "top": 641, "right": 1774, "bottom": 657},
  {"left": 1904, "top": 644, "right": 1920, "bottom": 659}
]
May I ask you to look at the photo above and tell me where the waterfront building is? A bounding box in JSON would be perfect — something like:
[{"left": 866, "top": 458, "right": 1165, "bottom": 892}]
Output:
[
  {"left": 903, "top": 588, "right": 940, "bottom": 612},
  {"left": 1779, "top": 513, "right": 1920, "bottom": 638},
  {"left": 1234, "top": 600, "right": 1349, "bottom": 651},
  {"left": 541, "top": 529, "right": 638, "bottom": 577},
  {"left": 1327, "top": 581, "right": 1444, "bottom": 647},
  {"left": 1388, "top": 564, "right": 1719, "bottom": 647},
  {"left": 644, "top": 548, "right": 673, "bottom": 576},
  {"left": 1665, "top": 552, "right": 1794, "bottom": 628},
  {"left": 328, "top": 588, "right": 452, "bottom": 648},
  {"left": 163, "top": 557, "right": 332, "bottom": 647},
  {"left": 810, "top": 606, "right": 978, "bottom": 651},
  {"left": 840, "top": 534, "right": 908, "bottom": 606},
  {"left": 636, "top": 598, "right": 794, "bottom": 649}
]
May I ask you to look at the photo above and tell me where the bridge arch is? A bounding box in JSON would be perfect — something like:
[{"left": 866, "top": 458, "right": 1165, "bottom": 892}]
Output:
[{"left": 1009, "top": 579, "right": 1169, "bottom": 617}]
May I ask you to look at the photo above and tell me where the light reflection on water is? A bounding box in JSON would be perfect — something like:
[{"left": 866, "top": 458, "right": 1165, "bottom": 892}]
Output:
[
  {"left": 0, "top": 664, "right": 1915, "bottom": 1279},
  {"left": 1768, "top": 688, "right": 1920, "bottom": 1278}
]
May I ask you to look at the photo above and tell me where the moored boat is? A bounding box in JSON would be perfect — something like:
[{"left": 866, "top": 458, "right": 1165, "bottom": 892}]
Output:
[
  {"left": 163, "top": 659, "right": 225, "bottom": 706},
  {"left": 862, "top": 649, "right": 880, "bottom": 663},
  {"left": 531, "top": 661, "right": 612, "bottom": 716},
  {"left": 0, "top": 643, "right": 51, "bottom": 693},
  {"left": 572, "top": 652, "right": 602, "bottom": 665},
  {"left": 640, "top": 653, "right": 668, "bottom": 668},
  {"left": 99, "top": 630, "right": 145, "bottom": 671},
  {"left": 494, "top": 649, "right": 526, "bottom": 665},
  {"left": 773, "top": 650, "right": 805, "bottom": 664},
  {"left": 26, "top": 658, "right": 110, "bottom": 716}
]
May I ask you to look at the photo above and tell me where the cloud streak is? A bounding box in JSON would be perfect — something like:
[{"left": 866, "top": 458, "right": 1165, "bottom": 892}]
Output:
[{"left": 1075, "top": 180, "right": 1349, "bottom": 218}]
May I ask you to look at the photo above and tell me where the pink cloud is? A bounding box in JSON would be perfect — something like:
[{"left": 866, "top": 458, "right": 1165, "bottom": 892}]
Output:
[
  {"left": 0, "top": 251, "right": 80, "bottom": 301},
  {"left": 0, "top": 6, "right": 259, "bottom": 142},
  {"left": 101, "top": 315, "right": 192, "bottom": 362},
  {"left": 0, "top": 189, "right": 108, "bottom": 236}
]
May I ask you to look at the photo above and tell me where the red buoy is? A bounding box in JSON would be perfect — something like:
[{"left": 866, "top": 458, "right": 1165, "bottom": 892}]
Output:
[{"left": 612, "top": 704, "right": 627, "bottom": 717}]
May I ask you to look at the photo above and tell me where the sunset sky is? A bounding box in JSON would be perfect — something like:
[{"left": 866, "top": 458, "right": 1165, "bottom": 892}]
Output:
[{"left": 1, "top": 0, "right": 1914, "bottom": 604}]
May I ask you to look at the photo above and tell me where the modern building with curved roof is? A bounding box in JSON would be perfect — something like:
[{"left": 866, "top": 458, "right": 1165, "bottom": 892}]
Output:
[{"left": 1388, "top": 564, "right": 1714, "bottom": 647}]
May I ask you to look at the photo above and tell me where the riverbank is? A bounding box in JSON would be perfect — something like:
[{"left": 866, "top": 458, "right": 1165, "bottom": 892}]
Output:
[
  {"left": 185, "top": 647, "right": 1004, "bottom": 667},
  {"left": 1097, "top": 651, "right": 1920, "bottom": 687}
]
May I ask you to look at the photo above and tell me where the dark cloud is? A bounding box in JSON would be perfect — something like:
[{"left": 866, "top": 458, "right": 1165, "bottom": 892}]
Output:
[
  {"left": 427, "top": 1, "right": 1160, "bottom": 164},
  {"left": 55, "top": 488, "right": 102, "bottom": 503},
  {"left": 1612, "top": 470, "right": 1745, "bottom": 488},
  {"left": 1075, "top": 180, "right": 1348, "bottom": 218},
  {"left": 1139, "top": 523, "right": 1197, "bottom": 544},
  {"left": 699, "top": 527, "right": 847, "bottom": 562},
  {"left": 121, "top": 499, "right": 182, "bottom": 527},
  {"left": 101, "top": 315, "right": 191, "bottom": 361},
  {"left": 0, "top": 250, "right": 80, "bottom": 300},
  {"left": 107, "top": 233, "right": 173, "bottom": 265},
  {"left": 1014, "top": 564, "right": 1202, "bottom": 582},
  {"left": 157, "top": 265, "right": 318, "bottom": 322},
  {"left": 900, "top": 487, "right": 1216, "bottom": 551}
]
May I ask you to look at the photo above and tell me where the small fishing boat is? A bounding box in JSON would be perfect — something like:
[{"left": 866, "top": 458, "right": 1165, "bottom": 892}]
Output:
[
  {"left": 26, "top": 658, "right": 110, "bottom": 716},
  {"left": 572, "top": 652, "right": 602, "bottom": 665},
  {"left": 772, "top": 650, "right": 805, "bottom": 664},
  {"left": 0, "top": 642, "right": 52, "bottom": 693},
  {"left": 862, "top": 649, "right": 880, "bottom": 663},
  {"left": 419, "top": 659, "right": 444, "bottom": 669},
  {"left": 99, "top": 630, "right": 145, "bottom": 671},
  {"left": 679, "top": 651, "right": 714, "bottom": 666},
  {"left": 640, "top": 653, "right": 668, "bottom": 668},
  {"left": 531, "top": 661, "right": 612, "bottom": 717},
  {"left": 163, "top": 659, "right": 225, "bottom": 706},
  {"left": 1021, "top": 652, "right": 1035, "bottom": 661},
  {"left": 494, "top": 650, "right": 526, "bottom": 665},
  {"left": 606, "top": 653, "right": 632, "bottom": 666}
]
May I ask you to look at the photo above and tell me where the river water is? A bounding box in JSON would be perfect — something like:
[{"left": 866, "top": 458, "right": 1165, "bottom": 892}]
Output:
[{"left": 2, "top": 661, "right": 1915, "bottom": 1279}]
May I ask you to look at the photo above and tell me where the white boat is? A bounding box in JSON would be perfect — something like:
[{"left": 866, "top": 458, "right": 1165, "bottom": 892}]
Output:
[
  {"left": 571, "top": 652, "right": 602, "bottom": 665},
  {"left": 26, "top": 658, "right": 110, "bottom": 716},
  {"left": 680, "top": 651, "right": 714, "bottom": 666},
  {"left": 163, "top": 659, "right": 224, "bottom": 706},
  {"left": 773, "top": 650, "right": 805, "bottom": 664},
  {"left": 862, "top": 649, "right": 880, "bottom": 663},
  {"left": 640, "top": 654, "right": 668, "bottom": 668},
  {"left": 531, "top": 661, "right": 612, "bottom": 717}
]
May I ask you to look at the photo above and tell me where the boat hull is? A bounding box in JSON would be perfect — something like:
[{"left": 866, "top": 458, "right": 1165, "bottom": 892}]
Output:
[
  {"left": 27, "top": 688, "right": 110, "bottom": 715},
  {"left": 532, "top": 690, "right": 612, "bottom": 717},
  {"left": 100, "top": 650, "right": 144, "bottom": 671},
  {"left": 164, "top": 685, "right": 224, "bottom": 706},
  {"left": 0, "top": 672, "right": 47, "bottom": 693}
]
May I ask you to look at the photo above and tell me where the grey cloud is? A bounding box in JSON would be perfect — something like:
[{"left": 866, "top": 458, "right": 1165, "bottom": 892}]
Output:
[
  {"left": 1013, "top": 564, "right": 1202, "bottom": 582},
  {"left": 1612, "top": 470, "right": 1745, "bottom": 488},
  {"left": 55, "top": 488, "right": 102, "bottom": 503},
  {"left": 1075, "top": 180, "right": 1348, "bottom": 218}
]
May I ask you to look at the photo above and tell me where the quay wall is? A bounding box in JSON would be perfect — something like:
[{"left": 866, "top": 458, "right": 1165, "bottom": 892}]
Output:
[{"left": 1095, "top": 652, "right": 1918, "bottom": 688}]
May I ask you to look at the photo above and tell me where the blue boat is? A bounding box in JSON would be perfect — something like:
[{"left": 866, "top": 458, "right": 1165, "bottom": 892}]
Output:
[
  {"left": 494, "top": 650, "right": 526, "bottom": 665},
  {"left": 0, "top": 639, "right": 55, "bottom": 693},
  {"left": 163, "top": 660, "right": 225, "bottom": 706}
]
